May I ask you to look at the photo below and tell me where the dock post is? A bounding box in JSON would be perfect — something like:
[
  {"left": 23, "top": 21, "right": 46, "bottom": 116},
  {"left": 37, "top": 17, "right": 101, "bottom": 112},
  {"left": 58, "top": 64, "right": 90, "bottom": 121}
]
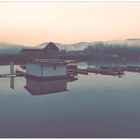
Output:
[
  {"left": 10, "top": 62, "right": 14, "bottom": 75},
  {"left": 10, "top": 62, "right": 15, "bottom": 89}
]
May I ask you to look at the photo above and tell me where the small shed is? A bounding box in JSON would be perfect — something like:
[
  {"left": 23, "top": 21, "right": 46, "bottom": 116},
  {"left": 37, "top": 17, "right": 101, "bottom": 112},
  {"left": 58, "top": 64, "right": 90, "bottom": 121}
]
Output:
[
  {"left": 26, "top": 59, "right": 67, "bottom": 78},
  {"left": 20, "top": 42, "right": 59, "bottom": 59}
]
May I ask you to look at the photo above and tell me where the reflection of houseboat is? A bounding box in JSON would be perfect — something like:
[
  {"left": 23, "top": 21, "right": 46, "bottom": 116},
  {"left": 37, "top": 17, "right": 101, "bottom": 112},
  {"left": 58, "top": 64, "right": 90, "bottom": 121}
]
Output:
[
  {"left": 26, "top": 59, "right": 67, "bottom": 80},
  {"left": 87, "top": 66, "right": 124, "bottom": 76},
  {"left": 25, "top": 77, "right": 67, "bottom": 95}
]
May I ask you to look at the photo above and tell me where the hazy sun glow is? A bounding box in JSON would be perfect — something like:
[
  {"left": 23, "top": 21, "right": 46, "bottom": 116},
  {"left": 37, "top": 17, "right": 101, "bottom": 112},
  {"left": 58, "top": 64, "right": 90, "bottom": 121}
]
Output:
[{"left": 0, "top": 2, "right": 140, "bottom": 46}]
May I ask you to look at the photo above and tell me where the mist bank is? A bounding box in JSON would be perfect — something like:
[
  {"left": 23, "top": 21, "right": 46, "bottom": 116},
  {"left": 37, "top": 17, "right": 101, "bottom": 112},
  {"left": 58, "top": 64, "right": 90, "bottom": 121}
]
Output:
[
  {"left": 0, "top": 42, "right": 29, "bottom": 54},
  {"left": 59, "top": 39, "right": 140, "bottom": 60},
  {"left": 0, "top": 38, "right": 140, "bottom": 65},
  {"left": 1, "top": 38, "right": 140, "bottom": 55},
  {"left": 36, "top": 38, "right": 140, "bottom": 51}
]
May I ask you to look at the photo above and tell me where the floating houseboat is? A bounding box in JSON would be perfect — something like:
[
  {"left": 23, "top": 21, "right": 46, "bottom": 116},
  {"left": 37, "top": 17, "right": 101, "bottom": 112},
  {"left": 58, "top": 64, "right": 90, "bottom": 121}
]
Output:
[
  {"left": 26, "top": 59, "right": 67, "bottom": 80},
  {"left": 17, "top": 59, "right": 79, "bottom": 81}
]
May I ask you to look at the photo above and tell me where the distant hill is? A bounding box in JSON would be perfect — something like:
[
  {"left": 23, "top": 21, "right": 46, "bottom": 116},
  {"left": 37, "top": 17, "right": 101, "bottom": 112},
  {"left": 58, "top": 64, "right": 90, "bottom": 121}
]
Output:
[
  {"left": 36, "top": 39, "right": 140, "bottom": 51},
  {"left": 0, "top": 42, "right": 29, "bottom": 54},
  {"left": 35, "top": 41, "right": 101, "bottom": 51},
  {"left": 106, "top": 39, "right": 140, "bottom": 47},
  {"left": 0, "top": 38, "right": 140, "bottom": 54}
]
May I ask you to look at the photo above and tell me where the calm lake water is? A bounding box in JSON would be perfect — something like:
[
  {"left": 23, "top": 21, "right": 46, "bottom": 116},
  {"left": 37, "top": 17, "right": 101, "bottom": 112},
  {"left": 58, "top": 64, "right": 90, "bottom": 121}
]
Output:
[{"left": 0, "top": 63, "right": 140, "bottom": 138}]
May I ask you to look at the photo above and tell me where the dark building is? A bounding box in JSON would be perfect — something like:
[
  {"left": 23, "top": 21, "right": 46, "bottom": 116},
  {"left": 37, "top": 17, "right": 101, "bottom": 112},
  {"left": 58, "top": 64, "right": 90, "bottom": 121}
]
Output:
[
  {"left": 20, "top": 42, "right": 59, "bottom": 59},
  {"left": 43, "top": 42, "right": 59, "bottom": 59}
]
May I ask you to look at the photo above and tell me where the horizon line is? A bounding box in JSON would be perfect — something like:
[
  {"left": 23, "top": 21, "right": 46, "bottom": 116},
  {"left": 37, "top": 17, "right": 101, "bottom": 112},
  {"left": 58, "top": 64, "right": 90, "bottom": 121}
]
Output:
[{"left": 0, "top": 38, "right": 140, "bottom": 46}]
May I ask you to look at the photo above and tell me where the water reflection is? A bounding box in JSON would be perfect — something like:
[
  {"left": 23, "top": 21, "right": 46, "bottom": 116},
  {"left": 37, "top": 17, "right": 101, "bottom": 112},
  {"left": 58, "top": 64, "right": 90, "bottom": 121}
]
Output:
[
  {"left": 1, "top": 62, "right": 140, "bottom": 137},
  {"left": 10, "top": 77, "right": 14, "bottom": 89},
  {"left": 0, "top": 62, "right": 79, "bottom": 95},
  {"left": 24, "top": 77, "right": 68, "bottom": 95},
  {"left": 4, "top": 60, "right": 140, "bottom": 95}
]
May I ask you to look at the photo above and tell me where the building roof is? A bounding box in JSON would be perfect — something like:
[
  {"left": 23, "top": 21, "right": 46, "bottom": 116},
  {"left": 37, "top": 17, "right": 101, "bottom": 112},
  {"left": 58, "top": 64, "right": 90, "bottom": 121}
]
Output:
[
  {"left": 20, "top": 42, "right": 59, "bottom": 53},
  {"left": 29, "top": 59, "right": 66, "bottom": 66},
  {"left": 43, "top": 42, "right": 59, "bottom": 51}
]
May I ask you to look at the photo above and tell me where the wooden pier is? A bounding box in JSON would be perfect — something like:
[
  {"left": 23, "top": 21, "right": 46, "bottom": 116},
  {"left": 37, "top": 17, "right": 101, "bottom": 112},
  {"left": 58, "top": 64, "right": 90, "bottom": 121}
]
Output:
[
  {"left": 0, "top": 73, "right": 25, "bottom": 78},
  {"left": 125, "top": 66, "right": 140, "bottom": 73},
  {"left": 76, "top": 68, "right": 88, "bottom": 75},
  {"left": 87, "top": 66, "right": 124, "bottom": 76},
  {"left": 0, "top": 74, "right": 16, "bottom": 78}
]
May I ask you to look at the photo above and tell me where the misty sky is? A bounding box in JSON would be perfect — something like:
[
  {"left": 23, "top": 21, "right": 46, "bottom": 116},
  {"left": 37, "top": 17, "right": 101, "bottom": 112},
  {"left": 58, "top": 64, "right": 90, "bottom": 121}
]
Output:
[{"left": 0, "top": 2, "right": 140, "bottom": 46}]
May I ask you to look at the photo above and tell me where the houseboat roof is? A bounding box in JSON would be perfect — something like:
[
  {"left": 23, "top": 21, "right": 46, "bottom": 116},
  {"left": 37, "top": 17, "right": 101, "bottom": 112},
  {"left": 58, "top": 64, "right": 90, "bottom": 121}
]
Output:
[
  {"left": 29, "top": 59, "right": 66, "bottom": 66},
  {"left": 65, "top": 60, "right": 77, "bottom": 63}
]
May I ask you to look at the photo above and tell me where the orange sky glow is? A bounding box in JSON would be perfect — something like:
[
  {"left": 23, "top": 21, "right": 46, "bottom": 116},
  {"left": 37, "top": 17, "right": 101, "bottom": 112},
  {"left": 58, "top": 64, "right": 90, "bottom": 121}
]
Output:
[{"left": 0, "top": 2, "right": 140, "bottom": 46}]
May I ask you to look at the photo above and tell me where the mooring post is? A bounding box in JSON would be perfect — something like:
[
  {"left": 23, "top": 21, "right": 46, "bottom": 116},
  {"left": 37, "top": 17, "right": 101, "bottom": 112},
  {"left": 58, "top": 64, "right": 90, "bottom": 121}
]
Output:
[
  {"left": 10, "top": 62, "right": 14, "bottom": 75},
  {"left": 10, "top": 62, "right": 14, "bottom": 89}
]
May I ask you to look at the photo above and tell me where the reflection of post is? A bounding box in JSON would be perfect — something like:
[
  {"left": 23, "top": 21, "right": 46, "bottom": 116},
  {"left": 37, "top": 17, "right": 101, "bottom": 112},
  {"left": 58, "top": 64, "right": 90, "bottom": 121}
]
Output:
[
  {"left": 10, "top": 77, "right": 14, "bottom": 89},
  {"left": 10, "top": 62, "right": 14, "bottom": 89}
]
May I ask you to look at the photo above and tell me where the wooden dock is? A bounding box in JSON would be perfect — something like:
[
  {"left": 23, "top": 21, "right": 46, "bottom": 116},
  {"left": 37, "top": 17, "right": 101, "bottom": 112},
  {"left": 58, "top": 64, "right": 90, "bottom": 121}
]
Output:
[
  {"left": 125, "top": 66, "right": 140, "bottom": 73},
  {"left": 76, "top": 68, "right": 88, "bottom": 75},
  {"left": 0, "top": 71, "right": 25, "bottom": 78},
  {"left": 0, "top": 74, "right": 17, "bottom": 78},
  {"left": 87, "top": 67, "right": 124, "bottom": 76}
]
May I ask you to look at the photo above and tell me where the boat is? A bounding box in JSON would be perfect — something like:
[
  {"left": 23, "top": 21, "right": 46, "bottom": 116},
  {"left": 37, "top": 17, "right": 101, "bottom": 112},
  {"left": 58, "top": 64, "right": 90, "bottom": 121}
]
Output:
[
  {"left": 67, "top": 60, "right": 78, "bottom": 73},
  {"left": 20, "top": 64, "right": 27, "bottom": 70}
]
